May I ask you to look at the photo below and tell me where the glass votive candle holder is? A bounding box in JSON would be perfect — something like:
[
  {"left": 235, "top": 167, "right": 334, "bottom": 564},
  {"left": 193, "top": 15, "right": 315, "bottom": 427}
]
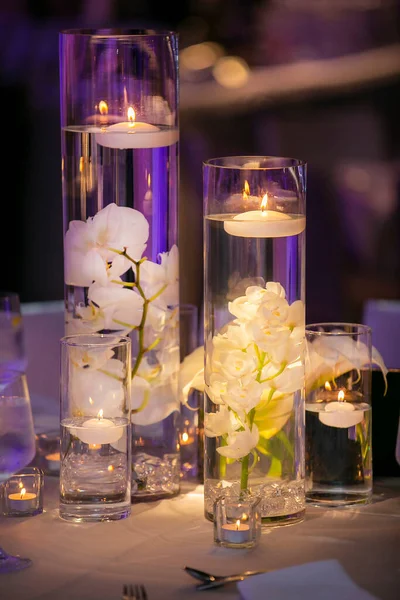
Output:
[
  {"left": 2, "top": 467, "right": 44, "bottom": 517},
  {"left": 36, "top": 430, "right": 61, "bottom": 476},
  {"left": 213, "top": 495, "right": 261, "bottom": 549}
]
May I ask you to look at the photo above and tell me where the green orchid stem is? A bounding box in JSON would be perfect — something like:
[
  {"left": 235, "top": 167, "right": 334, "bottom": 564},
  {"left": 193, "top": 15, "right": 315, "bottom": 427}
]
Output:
[
  {"left": 107, "top": 247, "right": 166, "bottom": 414},
  {"left": 240, "top": 407, "right": 256, "bottom": 491},
  {"left": 240, "top": 453, "right": 250, "bottom": 490}
]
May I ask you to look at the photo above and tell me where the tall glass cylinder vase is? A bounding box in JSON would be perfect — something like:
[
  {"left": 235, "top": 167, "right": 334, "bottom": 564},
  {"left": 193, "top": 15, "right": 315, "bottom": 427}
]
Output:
[
  {"left": 203, "top": 157, "right": 306, "bottom": 525},
  {"left": 59, "top": 30, "right": 180, "bottom": 501}
]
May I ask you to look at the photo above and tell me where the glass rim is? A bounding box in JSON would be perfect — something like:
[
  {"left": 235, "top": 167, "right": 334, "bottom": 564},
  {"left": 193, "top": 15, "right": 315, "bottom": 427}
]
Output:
[
  {"left": 203, "top": 156, "right": 307, "bottom": 170},
  {"left": 59, "top": 28, "right": 178, "bottom": 39},
  {"left": 305, "top": 322, "right": 372, "bottom": 336},
  {"left": 60, "top": 333, "right": 131, "bottom": 348}
]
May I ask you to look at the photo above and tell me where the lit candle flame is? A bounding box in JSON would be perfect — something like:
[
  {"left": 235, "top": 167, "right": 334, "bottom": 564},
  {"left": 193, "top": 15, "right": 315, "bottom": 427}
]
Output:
[
  {"left": 99, "top": 100, "right": 108, "bottom": 115},
  {"left": 243, "top": 180, "right": 250, "bottom": 199},
  {"left": 97, "top": 409, "right": 103, "bottom": 420},
  {"left": 325, "top": 381, "right": 332, "bottom": 391},
  {"left": 89, "top": 397, "right": 94, "bottom": 405},
  {"left": 127, "top": 107, "right": 135, "bottom": 123},
  {"left": 235, "top": 520, "right": 241, "bottom": 530},
  {"left": 261, "top": 193, "right": 268, "bottom": 213},
  {"left": 181, "top": 432, "right": 189, "bottom": 443},
  {"left": 20, "top": 488, "right": 26, "bottom": 499},
  {"left": 338, "top": 390, "right": 345, "bottom": 402}
]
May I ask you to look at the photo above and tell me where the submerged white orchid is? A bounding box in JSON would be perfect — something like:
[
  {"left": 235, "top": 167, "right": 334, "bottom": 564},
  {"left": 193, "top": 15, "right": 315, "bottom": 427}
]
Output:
[
  {"left": 305, "top": 330, "right": 388, "bottom": 395},
  {"left": 64, "top": 203, "right": 180, "bottom": 426},
  {"left": 180, "top": 280, "right": 305, "bottom": 491}
]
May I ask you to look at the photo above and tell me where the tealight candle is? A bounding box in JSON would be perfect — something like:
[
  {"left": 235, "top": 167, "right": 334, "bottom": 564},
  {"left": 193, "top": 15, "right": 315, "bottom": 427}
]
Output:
[
  {"left": 95, "top": 106, "right": 178, "bottom": 149},
  {"left": 8, "top": 488, "right": 37, "bottom": 512},
  {"left": 77, "top": 410, "right": 123, "bottom": 445},
  {"left": 221, "top": 520, "right": 251, "bottom": 544},
  {"left": 224, "top": 193, "right": 305, "bottom": 238},
  {"left": 45, "top": 452, "right": 60, "bottom": 472}
]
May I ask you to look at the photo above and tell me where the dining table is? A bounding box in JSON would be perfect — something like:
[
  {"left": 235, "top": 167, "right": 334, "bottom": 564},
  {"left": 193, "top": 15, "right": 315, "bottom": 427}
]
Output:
[
  {"left": 1, "top": 471, "right": 399, "bottom": 600},
  {"left": 1, "top": 308, "right": 399, "bottom": 600}
]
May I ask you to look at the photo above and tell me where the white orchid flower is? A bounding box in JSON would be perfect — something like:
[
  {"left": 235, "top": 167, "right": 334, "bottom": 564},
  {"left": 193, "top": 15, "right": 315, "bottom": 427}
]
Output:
[
  {"left": 207, "top": 373, "right": 228, "bottom": 405},
  {"left": 140, "top": 245, "right": 179, "bottom": 309},
  {"left": 224, "top": 379, "right": 266, "bottom": 415},
  {"left": 245, "top": 285, "right": 268, "bottom": 304},
  {"left": 270, "top": 360, "right": 304, "bottom": 394},
  {"left": 285, "top": 300, "right": 305, "bottom": 330},
  {"left": 67, "top": 305, "right": 106, "bottom": 334},
  {"left": 64, "top": 203, "right": 149, "bottom": 287},
  {"left": 179, "top": 346, "right": 205, "bottom": 408},
  {"left": 228, "top": 295, "right": 258, "bottom": 322},
  {"left": 217, "top": 425, "right": 260, "bottom": 459},
  {"left": 204, "top": 406, "right": 241, "bottom": 437},
  {"left": 306, "top": 333, "right": 388, "bottom": 394},
  {"left": 69, "top": 346, "right": 114, "bottom": 371},
  {"left": 219, "top": 348, "right": 255, "bottom": 379},
  {"left": 131, "top": 377, "right": 179, "bottom": 425},
  {"left": 88, "top": 281, "right": 143, "bottom": 331},
  {"left": 256, "top": 293, "right": 289, "bottom": 325},
  {"left": 70, "top": 359, "right": 126, "bottom": 417},
  {"left": 265, "top": 282, "right": 286, "bottom": 298},
  {"left": 268, "top": 335, "right": 303, "bottom": 365},
  {"left": 247, "top": 322, "right": 291, "bottom": 353},
  {"left": 214, "top": 324, "right": 249, "bottom": 352}
]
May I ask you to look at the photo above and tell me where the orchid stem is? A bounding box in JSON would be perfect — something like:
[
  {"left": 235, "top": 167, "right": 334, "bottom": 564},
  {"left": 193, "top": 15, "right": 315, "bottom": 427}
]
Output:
[{"left": 240, "top": 408, "right": 256, "bottom": 491}]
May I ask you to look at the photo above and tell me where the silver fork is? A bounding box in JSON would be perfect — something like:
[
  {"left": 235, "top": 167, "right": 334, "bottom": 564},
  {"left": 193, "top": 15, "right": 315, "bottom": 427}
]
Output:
[{"left": 122, "top": 583, "right": 148, "bottom": 600}]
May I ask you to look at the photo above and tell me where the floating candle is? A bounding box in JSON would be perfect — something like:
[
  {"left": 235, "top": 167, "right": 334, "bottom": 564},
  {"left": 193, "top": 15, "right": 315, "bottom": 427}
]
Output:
[
  {"left": 224, "top": 193, "right": 305, "bottom": 238},
  {"left": 319, "top": 401, "right": 364, "bottom": 428},
  {"left": 95, "top": 106, "right": 178, "bottom": 149},
  {"left": 77, "top": 410, "right": 123, "bottom": 445}
]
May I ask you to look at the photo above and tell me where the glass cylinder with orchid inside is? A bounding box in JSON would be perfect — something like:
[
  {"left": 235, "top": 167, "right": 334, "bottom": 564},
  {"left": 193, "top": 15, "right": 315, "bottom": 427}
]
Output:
[
  {"left": 60, "top": 30, "right": 180, "bottom": 501},
  {"left": 202, "top": 157, "right": 307, "bottom": 526},
  {"left": 305, "top": 323, "right": 388, "bottom": 506}
]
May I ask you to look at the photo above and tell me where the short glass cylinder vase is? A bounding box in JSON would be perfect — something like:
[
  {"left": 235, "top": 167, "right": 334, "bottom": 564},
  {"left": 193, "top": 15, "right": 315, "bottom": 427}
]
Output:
[
  {"left": 2, "top": 467, "right": 44, "bottom": 517},
  {"left": 59, "top": 30, "right": 180, "bottom": 502},
  {"left": 214, "top": 493, "right": 261, "bottom": 549},
  {"left": 305, "top": 323, "right": 373, "bottom": 506},
  {"left": 59, "top": 334, "right": 131, "bottom": 522},
  {"left": 203, "top": 157, "right": 306, "bottom": 526}
]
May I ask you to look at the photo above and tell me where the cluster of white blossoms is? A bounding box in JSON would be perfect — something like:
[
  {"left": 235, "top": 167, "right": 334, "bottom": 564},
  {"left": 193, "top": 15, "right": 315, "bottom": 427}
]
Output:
[
  {"left": 64, "top": 202, "right": 180, "bottom": 426},
  {"left": 205, "top": 282, "right": 305, "bottom": 461}
]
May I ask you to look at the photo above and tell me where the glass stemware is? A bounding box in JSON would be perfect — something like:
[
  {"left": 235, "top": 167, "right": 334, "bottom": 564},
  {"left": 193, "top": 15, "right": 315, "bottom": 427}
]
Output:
[
  {"left": 0, "top": 368, "right": 36, "bottom": 573},
  {"left": 0, "top": 292, "right": 27, "bottom": 375}
]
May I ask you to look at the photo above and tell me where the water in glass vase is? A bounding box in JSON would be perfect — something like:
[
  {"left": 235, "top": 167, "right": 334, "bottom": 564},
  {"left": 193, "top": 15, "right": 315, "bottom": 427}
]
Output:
[
  {"left": 61, "top": 126, "right": 180, "bottom": 502},
  {"left": 204, "top": 215, "right": 306, "bottom": 525},
  {"left": 59, "top": 417, "right": 130, "bottom": 521},
  {"left": 305, "top": 403, "right": 372, "bottom": 505}
]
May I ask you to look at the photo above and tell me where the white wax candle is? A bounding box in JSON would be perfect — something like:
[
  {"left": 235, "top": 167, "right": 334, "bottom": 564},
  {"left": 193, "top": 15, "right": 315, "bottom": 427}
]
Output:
[
  {"left": 319, "top": 401, "right": 364, "bottom": 428},
  {"left": 94, "top": 106, "right": 178, "bottom": 149},
  {"left": 221, "top": 521, "right": 251, "bottom": 544},
  {"left": 8, "top": 489, "right": 37, "bottom": 511},
  {"left": 77, "top": 411, "right": 123, "bottom": 445},
  {"left": 45, "top": 452, "right": 60, "bottom": 472},
  {"left": 224, "top": 211, "right": 305, "bottom": 238}
]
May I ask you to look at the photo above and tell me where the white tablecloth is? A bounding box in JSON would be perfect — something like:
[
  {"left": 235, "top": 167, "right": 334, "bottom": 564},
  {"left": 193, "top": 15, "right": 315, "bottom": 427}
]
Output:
[{"left": 1, "top": 477, "right": 399, "bottom": 600}]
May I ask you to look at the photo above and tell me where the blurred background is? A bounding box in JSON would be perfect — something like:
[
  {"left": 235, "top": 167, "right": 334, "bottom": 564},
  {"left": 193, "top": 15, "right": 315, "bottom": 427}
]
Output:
[{"left": 1, "top": 0, "right": 400, "bottom": 331}]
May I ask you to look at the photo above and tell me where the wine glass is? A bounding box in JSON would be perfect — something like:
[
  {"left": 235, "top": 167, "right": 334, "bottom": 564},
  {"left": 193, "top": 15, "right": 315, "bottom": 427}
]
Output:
[
  {"left": 0, "top": 292, "right": 27, "bottom": 375},
  {"left": 0, "top": 368, "right": 36, "bottom": 573}
]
